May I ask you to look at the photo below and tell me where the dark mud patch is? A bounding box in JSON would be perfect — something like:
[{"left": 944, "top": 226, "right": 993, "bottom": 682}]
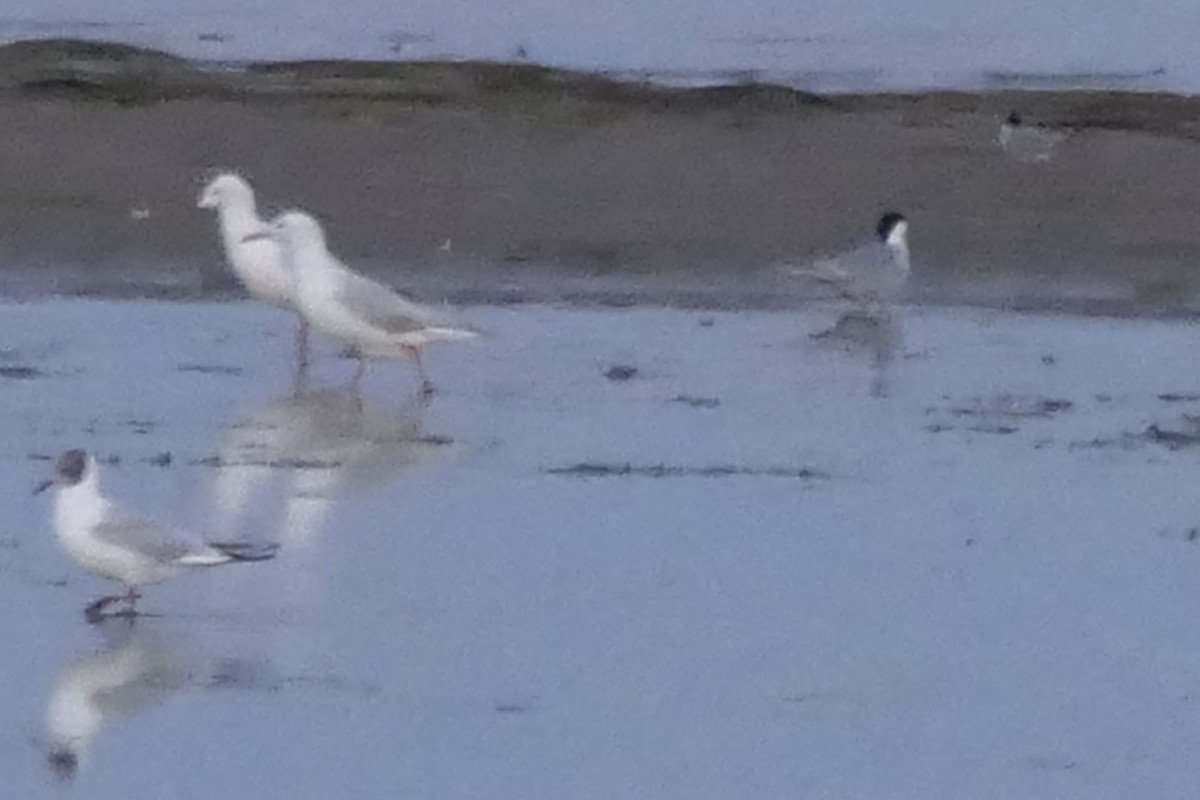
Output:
[
  {"left": 191, "top": 436, "right": 453, "bottom": 470},
  {"left": 1158, "top": 392, "right": 1200, "bottom": 403},
  {"left": 942, "top": 395, "right": 1075, "bottom": 419},
  {"left": 0, "top": 39, "right": 833, "bottom": 114},
  {"left": 1156, "top": 527, "right": 1200, "bottom": 543},
  {"left": 546, "top": 462, "right": 829, "bottom": 480},
  {"left": 1067, "top": 432, "right": 1144, "bottom": 451},
  {"left": 192, "top": 455, "right": 345, "bottom": 470},
  {"left": 1068, "top": 418, "right": 1200, "bottom": 451},
  {"left": 1017, "top": 754, "right": 1079, "bottom": 772},
  {"left": 924, "top": 423, "right": 1020, "bottom": 435},
  {"left": 669, "top": 394, "right": 721, "bottom": 409},
  {"left": 177, "top": 363, "right": 245, "bottom": 377},
  {"left": 0, "top": 366, "right": 43, "bottom": 380},
  {"left": 122, "top": 418, "right": 159, "bottom": 434},
  {"left": 0, "top": 39, "right": 209, "bottom": 107},
  {"left": 604, "top": 364, "right": 639, "bottom": 382},
  {"left": 925, "top": 395, "right": 1074, "bottom": 434},
  {"left": 1144, "top": 422, "right": 1200, "bottom": 450}
]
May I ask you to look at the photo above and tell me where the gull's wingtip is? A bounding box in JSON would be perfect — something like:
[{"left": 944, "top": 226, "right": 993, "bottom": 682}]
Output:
[
  {"left": 212, "top": 541, "right": 281, "bottom": 562},
  {"left": 181, "top": 542, "right": 280, "bottom": 566}
]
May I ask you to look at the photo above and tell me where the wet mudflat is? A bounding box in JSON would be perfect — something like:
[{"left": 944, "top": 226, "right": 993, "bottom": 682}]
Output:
[{"left": 3, "top": 297, "right": 1200, "bottom": 798}]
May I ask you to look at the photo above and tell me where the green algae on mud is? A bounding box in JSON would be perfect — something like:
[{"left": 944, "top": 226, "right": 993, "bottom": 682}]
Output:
[
  {"left": 5, "top": 37, "right": 1200, "bottom": 134},
  {"left": 3, "top": 38, "right": 1200, "bottom": 315}
]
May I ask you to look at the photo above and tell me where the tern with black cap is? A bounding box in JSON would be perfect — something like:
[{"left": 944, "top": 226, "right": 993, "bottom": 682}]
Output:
[
  {"left": 797, "top": 211, "right": 911, "bottom": 316},
  {"left": 999, "top": 111, "right": 1068, "bottom": 163}
]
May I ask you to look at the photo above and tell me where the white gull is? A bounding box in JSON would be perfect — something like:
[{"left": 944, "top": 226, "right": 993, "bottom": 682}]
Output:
[
  {"left": 248, "top": 210, "right": 477, "bottom": 393},
  {"left": 198, "top": 172, "right": 311, "bottom": 367}
]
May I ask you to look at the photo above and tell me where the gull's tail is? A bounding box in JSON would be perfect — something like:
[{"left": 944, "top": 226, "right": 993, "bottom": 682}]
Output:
[
  {"left": 783, "top": 258, "right": 853, "bottom": 287},
  {"left": 426, "top": 326, "right": 481, "bottom": 342},
  {"left": 179, "top": 542, "right": 280, "bottom": 566}
]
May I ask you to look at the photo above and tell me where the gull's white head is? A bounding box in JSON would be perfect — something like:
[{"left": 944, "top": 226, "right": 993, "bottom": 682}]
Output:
[
  {"left": 34, "top": 449, "right": 95, "bottom": 495},
  {"left": 198, "top": 173, "right": 255, "bottom": 210},
  {"left": 876, "top": 212, "right": 908, "bottom": 248},
  {"left": 266, "top": 210, "right": 329, "bottom": 252}
]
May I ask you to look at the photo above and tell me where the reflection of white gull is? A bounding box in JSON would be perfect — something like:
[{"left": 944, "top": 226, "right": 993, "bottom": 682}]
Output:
[
  {"left": 210, "top": 388, "right": 448, "bottom": 549},
  {"left": 999, "top": 111, "right": 1068, "bottom": 163},
  {"left": 198, "top": 173, "right": 310, "bottom": 367},
  {"left": 797, "top": 212, "right": 910, "bottom": 315},
  {"left": 45, "top": 620, "right": 183, "bottom": 780},
  {"left": 246, "top": 211, "right": 477, "bottom": 393},
  {"left": 35, "top": 450, "right": 278, "bottom": 620}
]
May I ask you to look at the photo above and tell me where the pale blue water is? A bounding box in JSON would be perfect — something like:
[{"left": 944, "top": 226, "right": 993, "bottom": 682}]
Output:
[
  {"left": 0, "top": 0, "right": 1194, "bottom": 93},
  {"left": 3, "top": 299, "right": 1200, "bottom": 797}
]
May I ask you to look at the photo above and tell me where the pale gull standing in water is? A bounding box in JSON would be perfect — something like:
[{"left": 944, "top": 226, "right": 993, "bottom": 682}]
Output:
[
  {"left": 998, "top": 111, "right": 1069, "bottom": 163},
  {"left": 798, "top": 212, "right": 911, "bottom": 317},
  {"left": 35, "top": 450, "right": 278, "bottom": 621},
  {"left": 198, "top": 173, "right": 310, "bottom": 369},
  {"left": 246, "top": 210, "right": 477, "bottom": 394}
]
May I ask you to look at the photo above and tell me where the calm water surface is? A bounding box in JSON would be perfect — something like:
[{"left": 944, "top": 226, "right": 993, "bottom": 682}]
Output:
[{"left": 1, "top": 298, "right": 1200, "bottom": 798}]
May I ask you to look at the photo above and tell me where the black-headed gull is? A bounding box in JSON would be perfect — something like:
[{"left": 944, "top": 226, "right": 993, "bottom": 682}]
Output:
[{"left": 35, "top": 450, "right": 278, "bottom": 620}]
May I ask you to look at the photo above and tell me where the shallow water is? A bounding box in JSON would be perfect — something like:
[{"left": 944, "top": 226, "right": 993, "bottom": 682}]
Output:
[
  {"left": 3, "top": 298, "right": 1200, "bottom": 797},
  {"left": 0, "top": 0, "right": 1191, "bottom": 93}
]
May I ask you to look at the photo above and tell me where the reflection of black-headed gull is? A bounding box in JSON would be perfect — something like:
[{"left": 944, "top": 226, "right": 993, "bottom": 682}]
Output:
[
  {"left": 198, "top": 173, "right": 310, "bottom": 368},
  {"left": 35, "top": 450, "right": 278, "bottom": 620},
  {"left": 798, "top": 212, "right": 910, "bottom": 314},
  {"left": 45, "top": 620, "right": 183, "bottom": 780},
  {"left": 999, "top": 111, "right": 1068, "bottom": 163},
  {"left": 247, "top": 210, "right": 477, "bottom": 393},
  {"left": 44, "top": 617, "right": 269, "bottom": 780}
]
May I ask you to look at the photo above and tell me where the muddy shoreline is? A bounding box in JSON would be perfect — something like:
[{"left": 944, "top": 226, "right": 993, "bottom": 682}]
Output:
[{"left": 1, "top": 39, "right": 1199, "bottom": 314}]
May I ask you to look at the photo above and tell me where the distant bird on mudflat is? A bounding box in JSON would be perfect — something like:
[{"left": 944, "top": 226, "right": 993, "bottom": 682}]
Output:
[{"left": 999, "top": 111, "right": 1069, "bottom": 163}]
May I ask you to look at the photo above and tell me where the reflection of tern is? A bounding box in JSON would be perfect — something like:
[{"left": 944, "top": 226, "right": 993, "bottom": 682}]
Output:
[
  {"left": 210, "top": 388, "right": 450, "bottom": 548},
  {"left": 794, "top": 212, "right": 910, "bottom": 315},
  {"left": 245, "top": 211, "right": 477, "bottom": 393},
  {"left": 998, "top": 111, "right": 1068, "bottom": 163},
  {"left": 35, "top": 450, "right": 279, "bottom": 620},
  {"left": 811, "top": 310, "right": 903, "bottom": 398},
  {"left": 198, "top": 172, "right": 310, "bottom": 368}
]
